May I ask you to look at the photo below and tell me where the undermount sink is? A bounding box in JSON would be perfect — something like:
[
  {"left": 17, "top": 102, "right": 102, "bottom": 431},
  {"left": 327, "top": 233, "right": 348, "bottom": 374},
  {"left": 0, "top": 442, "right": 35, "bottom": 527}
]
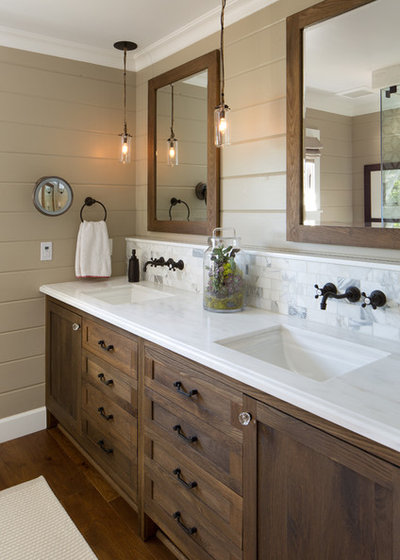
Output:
[
  {"left": 216, "top": 325, "right": 389, "bottom": 382},
  {"left": 84, "top": 284, "right": 174, "bottom": 305}
]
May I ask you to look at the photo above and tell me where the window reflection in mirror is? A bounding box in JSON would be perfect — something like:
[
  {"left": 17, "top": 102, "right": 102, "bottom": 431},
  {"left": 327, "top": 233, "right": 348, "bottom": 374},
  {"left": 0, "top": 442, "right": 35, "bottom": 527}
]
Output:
[
  {"left": 303, "top": 0, "right": 400, "bottom": 228},
  {"left": 156, "top": 70, "right": 208, "bottom": 222}
]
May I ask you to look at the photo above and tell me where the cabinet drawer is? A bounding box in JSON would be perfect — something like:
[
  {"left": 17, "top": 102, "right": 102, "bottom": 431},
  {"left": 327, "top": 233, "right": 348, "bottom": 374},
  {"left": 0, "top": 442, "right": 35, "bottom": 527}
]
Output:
[
  {"left": 83, "top": 352, "right": 137, "bottom": 412},
  {"left": 145, "top": 392, "right": 242, "bottom": 494},
  {"left": 144, "top": 344, "right": 242, "bottom": 439},
  {"left": 81, "top": 413, "right": 137, "bottom": 499},
  {"left": 145, "top": 438, "right": 242, "bottom": 548},
  {"left": 82, "top": 382, "right": 137, "bottom": 449},
  {"left": 145, "top": 475, "right": 242, "bottom": 560},
  {"left": 82, "top": 318, "right": 137, "bottom": 376}
]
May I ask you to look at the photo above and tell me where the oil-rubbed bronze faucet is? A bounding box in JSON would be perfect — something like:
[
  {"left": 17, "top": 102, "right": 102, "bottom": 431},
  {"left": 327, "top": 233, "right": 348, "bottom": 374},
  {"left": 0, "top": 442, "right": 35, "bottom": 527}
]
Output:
[
  {"left": 314, "top": 283, "right": 361, "bottom": 310},
  {"left": 144, "top": 256, "right": 184, "bottom": 272}
]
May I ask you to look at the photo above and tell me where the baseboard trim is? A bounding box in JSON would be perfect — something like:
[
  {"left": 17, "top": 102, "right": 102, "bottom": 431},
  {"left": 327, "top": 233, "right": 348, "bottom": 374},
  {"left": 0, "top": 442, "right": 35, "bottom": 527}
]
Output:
[{"left": 0, "top": 407, "right": 47, "bottom": 443}]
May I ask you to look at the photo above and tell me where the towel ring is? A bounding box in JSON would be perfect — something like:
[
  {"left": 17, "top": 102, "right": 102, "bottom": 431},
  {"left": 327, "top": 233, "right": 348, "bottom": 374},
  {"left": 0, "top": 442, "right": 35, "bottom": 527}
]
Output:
[
  {"left": 169, "top": 197, "right": 190, "bottom": 221},
  {"left": 80, "top": 197, "right": 107, "bottom": 222}
]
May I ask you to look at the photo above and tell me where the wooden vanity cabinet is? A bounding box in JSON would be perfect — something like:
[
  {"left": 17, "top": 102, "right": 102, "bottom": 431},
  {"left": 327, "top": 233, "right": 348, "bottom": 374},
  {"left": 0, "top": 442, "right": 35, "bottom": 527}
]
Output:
[
  {"left": 242, "top": 395, "right": 400, "bottom": 560},
  {"left": 45, "top": 298, "right": 139, "bottom": 506},
  {"left": 46, "top": 300, "right": 82, "bottom": 433},
  {"left": 81, "top": 317, "right": 139, "bottom": 503},
  {"left": 142, "top": 342, "right": 244, "bottom": 560},
  {"left": 46, "top": 297, "right": 400, "bottom": 560}
]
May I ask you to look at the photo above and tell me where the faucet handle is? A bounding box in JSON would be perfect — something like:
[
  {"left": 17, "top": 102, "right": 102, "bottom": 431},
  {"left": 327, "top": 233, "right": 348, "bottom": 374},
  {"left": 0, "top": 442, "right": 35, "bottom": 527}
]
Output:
[
  {"left": 361, "top": 290, "right": 386, "bottom": 310},
  {"left": 314, "top": 283, "right": 337, "bottom": 299}
]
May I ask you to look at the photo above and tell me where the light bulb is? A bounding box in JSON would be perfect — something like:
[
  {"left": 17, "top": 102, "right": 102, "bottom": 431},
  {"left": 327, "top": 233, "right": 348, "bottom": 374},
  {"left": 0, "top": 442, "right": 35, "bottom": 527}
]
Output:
[
  {"left": 214, "top": 104, "right": 231, "bottom": 147},
  {"left": 120, "top": 133, "right": 132, "bottom": 164},
  {"left": 219, "top": 117, "right": 227, "bottom": 133},
  {"left": 167, "top": 137, "right": 178, "bottom": 166}
]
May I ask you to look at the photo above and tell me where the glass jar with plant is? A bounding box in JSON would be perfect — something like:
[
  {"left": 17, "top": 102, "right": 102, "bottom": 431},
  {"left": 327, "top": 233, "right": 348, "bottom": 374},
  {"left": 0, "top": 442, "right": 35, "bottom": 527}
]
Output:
[{"left": 203, "top": 228, "right": 246, "bottom": 312}]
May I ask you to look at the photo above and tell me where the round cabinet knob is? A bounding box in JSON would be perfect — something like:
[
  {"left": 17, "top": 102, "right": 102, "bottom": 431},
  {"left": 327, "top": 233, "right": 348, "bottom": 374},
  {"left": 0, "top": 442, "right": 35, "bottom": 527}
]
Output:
[
  {"left": 238, "top": 411, "right": 252, "bottom": 426},
  {"left": 72, "top": 323, "right": 80, "bottom": 331}
]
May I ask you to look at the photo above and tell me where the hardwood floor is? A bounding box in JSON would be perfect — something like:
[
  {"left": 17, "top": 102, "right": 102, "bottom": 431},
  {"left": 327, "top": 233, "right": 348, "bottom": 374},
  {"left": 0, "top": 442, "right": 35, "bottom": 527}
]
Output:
[{"left": 0, "top": 427, "right": 176, "bottom": 560}]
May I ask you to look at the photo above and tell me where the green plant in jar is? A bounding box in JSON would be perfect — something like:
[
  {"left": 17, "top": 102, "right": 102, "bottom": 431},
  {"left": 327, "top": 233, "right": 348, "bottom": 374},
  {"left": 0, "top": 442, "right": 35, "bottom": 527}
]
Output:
[{"left": 204, "top": 243, "right": 244, "bottom": 311}]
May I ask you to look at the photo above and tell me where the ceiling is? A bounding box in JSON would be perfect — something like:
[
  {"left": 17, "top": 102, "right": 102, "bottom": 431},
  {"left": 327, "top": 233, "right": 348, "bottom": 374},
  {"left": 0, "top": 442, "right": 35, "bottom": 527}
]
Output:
[
  {"left": 305, "top": 0, "right": 400, "bottom": 116},
  {"left": 0, "top": 0, "right": 276, "bottom": 71}
]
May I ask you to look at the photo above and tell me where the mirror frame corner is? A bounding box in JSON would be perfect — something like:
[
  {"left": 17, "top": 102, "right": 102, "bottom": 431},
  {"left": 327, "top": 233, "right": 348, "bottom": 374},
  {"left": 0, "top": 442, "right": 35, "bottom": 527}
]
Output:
[
  {"left": 147, "top": 49, "right": 220, "bottom": 235},
  {"left": 286, "top": 0, "right": 400, "bottom": 249}
]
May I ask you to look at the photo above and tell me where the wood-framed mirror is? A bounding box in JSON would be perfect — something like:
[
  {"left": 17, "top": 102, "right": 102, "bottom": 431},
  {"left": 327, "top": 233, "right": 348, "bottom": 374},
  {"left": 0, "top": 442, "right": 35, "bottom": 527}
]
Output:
[
  {"left": 148, "top": 50, "right": 220, "bottom": 235},
  {"left": 287, "top": 0, "right": 400, "bottom": 249}
]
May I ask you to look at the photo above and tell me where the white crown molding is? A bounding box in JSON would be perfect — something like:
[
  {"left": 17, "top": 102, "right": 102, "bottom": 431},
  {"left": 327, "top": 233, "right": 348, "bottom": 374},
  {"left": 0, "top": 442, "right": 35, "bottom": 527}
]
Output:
[
  {"left": 134, "top": 0, "right": 277, "bottom": 71},
  {"left": 0, "top": 25, "right": 133, "bottom": 70},
  {"left": 0, "top": 0, "right": 277, "bottom": 71}
]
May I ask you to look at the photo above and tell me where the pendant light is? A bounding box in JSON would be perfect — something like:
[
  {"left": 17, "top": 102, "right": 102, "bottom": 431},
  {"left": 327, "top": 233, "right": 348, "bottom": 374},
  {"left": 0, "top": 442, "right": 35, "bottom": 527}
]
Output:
[
  {"left": 167, "top": 83, "right": 178, "bottom": 166},
  {"left": 215, "top": 0, "right": 230, "bottom": 147},
  {"left": 114, "top": 40, "right": 137, "bottom": 164}
]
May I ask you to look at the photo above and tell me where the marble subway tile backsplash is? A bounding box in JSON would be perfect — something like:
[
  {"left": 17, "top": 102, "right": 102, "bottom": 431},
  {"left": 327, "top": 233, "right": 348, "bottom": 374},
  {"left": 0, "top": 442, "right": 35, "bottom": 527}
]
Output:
[{"left": 126, "top": 238, "right": 400, "bottom": 341}]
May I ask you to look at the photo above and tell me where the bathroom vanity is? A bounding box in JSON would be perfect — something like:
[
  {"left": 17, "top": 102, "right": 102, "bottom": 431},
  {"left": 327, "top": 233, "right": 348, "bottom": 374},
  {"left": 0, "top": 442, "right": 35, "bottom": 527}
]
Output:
[{"left": 42, "top": 278, "right": 400, "bottom": 560}]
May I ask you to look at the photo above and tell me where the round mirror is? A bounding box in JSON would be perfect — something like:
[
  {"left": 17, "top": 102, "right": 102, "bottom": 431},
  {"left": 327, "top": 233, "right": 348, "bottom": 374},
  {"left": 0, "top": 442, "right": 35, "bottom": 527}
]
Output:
[{"left": 33, "top": 176, "right": 73, "bottom": 216}]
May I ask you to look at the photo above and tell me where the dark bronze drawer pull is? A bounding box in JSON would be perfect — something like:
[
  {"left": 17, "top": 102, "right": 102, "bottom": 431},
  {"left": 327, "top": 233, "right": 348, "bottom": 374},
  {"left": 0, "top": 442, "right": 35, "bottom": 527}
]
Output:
[
  {"left": 97, "top": 439, "right": 113, "bottom": 454},
  {"left": 173, "top": 381, "right": 198, "bottom": 398},
  {"left": 173, "top": 468, "right": 197, "bottom": 490},
  {"left": 173, "top": 511, "right": 197, "bottom": 536},
  {"left": 98, "top": 406, "right": 114, "bottom": 421},
  {"left": 98, "top": 373, "right": 114, "bottom": 386},
  {"left": 98, "top": 340, "right": 114, "bottom": 352},
  {"left": 173, "top": 424, "right": 198, "bottom": 444}
]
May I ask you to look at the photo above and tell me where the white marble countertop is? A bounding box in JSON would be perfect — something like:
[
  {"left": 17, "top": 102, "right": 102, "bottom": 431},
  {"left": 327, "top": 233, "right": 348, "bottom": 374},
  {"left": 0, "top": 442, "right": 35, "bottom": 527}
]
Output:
[{"left": 40, "top": 277, "right": 400, "bottom": 453}]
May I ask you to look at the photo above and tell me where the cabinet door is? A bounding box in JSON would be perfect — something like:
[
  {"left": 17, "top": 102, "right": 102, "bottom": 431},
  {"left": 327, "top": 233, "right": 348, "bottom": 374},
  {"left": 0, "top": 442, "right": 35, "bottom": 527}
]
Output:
[
  {"left": 242, "top": 395, "right": 400, "bottom": 560},
  {"left": 46, "top": 300, "right": 81, "bottom": 432}
]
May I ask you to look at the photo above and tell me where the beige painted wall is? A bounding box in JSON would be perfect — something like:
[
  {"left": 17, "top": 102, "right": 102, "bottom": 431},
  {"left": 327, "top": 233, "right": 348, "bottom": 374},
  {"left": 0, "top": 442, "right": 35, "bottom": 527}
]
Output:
[
  {"left": 134, "top": 0, "right": 317, "bottom": 246},
  {"left": 135, "top": 0, "right": 400, "bottom": 261},
  {"left": 156, "top": 81, "right": 207, "bottom": 221},
  {"left": 0, "top": 46, "right": 135, "bottom": 419},
  {"left": 305, "top": 108, "right": 353, "bottom": 226}
]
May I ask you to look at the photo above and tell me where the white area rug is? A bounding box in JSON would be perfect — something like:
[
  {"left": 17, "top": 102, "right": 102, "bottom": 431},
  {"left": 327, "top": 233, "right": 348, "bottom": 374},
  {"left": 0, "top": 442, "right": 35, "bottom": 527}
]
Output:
[{"left": 0, "top": 476, "right": 97, "bottom": 559}]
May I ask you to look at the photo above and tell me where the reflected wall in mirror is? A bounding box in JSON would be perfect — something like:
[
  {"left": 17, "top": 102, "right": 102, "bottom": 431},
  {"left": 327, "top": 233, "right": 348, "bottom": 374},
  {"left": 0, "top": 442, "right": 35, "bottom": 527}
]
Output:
[
  {"left": 287, "top": 0, "right": 400, "bottom": 248},
  {"left": 33, "top": 176, "right": 73, "bottom": 216},
  {"left": 148, "top": 50, "right": 220, "bottom": 235},
  {"left": 157, "top": 71, "right": 208, "bottom": 222}
]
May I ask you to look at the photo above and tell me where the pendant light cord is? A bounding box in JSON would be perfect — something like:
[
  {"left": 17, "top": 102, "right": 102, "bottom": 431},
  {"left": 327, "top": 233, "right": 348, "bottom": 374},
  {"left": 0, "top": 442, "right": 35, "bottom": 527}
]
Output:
[
  {"left": 123, "top": 47, "right": 128, "bottom": 136},
  {"left": 220, "top": 0, "right": 226, "bottom": 106},
  {"left": 170, "top": 83, "right": 175, "bottom": 138}
]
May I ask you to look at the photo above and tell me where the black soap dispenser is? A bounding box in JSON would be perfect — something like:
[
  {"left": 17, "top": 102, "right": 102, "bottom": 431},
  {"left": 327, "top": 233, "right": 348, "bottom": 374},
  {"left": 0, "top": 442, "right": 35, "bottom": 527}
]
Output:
[{"left": 128, "top": 250, "right": 140, "bottom": 283}]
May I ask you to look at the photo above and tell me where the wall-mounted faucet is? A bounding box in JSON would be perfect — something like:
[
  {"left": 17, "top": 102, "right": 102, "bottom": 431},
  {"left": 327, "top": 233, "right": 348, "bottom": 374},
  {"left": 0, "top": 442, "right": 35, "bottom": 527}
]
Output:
[
  {"left": 314, "top": 283, "right": 361, "bottom": 310},
  {"left": 144, "top": 256, "right": 184, "bottom": 272}
]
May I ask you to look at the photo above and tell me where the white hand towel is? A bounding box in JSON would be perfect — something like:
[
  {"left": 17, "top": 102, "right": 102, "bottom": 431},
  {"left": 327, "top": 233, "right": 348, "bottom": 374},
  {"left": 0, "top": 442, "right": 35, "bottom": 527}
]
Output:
[{"left": 75, "top": 220, "right": 111, "bottom": 278}]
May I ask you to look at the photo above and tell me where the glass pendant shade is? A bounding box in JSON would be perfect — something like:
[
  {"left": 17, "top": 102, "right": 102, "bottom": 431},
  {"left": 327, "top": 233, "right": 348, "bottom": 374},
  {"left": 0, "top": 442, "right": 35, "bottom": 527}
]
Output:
[
  {"left": 167, "top": 136, "right": 178, "bottom": 166},
  {"left": 214, "top": 103, "right": 231, "bottom": 147},
  {"left": 114, "top": 41, "right": 137, "bottom": 164},
  {"left": 120, "top": 133, "right": 132, "bottom": 164}
]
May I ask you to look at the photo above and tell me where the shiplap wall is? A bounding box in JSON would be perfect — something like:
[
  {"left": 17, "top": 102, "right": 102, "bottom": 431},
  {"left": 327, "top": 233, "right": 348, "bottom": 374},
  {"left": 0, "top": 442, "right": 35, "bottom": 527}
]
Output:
[
  {"left": 156, "top": 81, "right": 207, "bottom": 221},
  {"left": 0, "top": 46, "right": 135, "bottom": 419},
  {"left": 134, "top": 0, "right": 400, "bottom": 261},
  {"left": 134, "top": 0, "right": 318, "bottom": 245},
  {"left": 306, "top": 108, "right": 353, "bottom": 226}
]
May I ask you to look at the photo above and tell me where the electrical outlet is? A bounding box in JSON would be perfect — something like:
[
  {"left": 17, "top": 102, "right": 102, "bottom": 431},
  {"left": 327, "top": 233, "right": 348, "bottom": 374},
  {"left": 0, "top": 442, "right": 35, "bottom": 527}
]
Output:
[{"left": 40, "top": 241, "right": 53, "bottom": 261}]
